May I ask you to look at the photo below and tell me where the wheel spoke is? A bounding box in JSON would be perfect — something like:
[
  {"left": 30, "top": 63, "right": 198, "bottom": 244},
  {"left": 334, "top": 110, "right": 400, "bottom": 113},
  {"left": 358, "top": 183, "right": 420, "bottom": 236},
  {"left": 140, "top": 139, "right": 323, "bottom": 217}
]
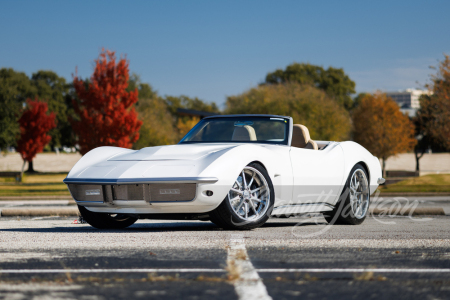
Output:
[
  {"left": 236, "top": 199, "right": 245, "bottom": 211},
  {"left": 244, "top": 203, "right": 248, "bottom": 219},
  {"left": 235, "top": 179, "right": 242, "bottom": 189},
  {"left": 242, "top": 171, "right": 247, "bottom": 189},
  {"left": 250, "top": 197, "right": 262, "bottom": 203},
  {"left": 230, "top": 188, "right": 243, "bottom": 195},
  {"left": 248, "top": 200, "right": 258, "bottom": 215},
  {"left": 251, "top": 186, "right": 262, "bottom": 193},
  {"left": 229, "top": 195, "right": 240, "bottom": 202},
  {"left": 248, "top": 172, "right": 255, "bottom": 188}
]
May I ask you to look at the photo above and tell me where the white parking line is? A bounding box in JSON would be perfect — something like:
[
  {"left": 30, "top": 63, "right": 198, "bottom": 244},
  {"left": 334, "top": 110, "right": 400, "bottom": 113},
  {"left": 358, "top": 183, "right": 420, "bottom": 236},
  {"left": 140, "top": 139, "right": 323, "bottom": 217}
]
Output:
[
  {"left": 1, "top": 268, "right": 449, "bottom": 274},
  {"left": 228, "top": 234, "right": 272, "bottom": 300},
  {"left": 0, "top": 268, "right": 225, "bottom": 274},
  {"left": 257, "top": 268, "right": 450, "bottom": 273}
]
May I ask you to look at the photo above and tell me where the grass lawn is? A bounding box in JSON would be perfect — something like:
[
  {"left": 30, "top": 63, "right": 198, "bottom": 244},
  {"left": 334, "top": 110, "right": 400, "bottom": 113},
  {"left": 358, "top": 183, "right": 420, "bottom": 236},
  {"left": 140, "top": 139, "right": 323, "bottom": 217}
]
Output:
[
  {"left": 0, "top": 172, "right": 70, "bottom": 197},
  {"left": 378, "top": 174, "right": 450, "bottom": 193},
  {"left": 1, "top": 172, "right": 449, "bottom": 197}
]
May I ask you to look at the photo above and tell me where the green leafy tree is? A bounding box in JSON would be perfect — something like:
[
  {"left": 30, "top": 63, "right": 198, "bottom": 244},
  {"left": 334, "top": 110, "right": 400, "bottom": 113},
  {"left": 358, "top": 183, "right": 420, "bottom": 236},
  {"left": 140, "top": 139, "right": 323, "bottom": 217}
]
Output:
[
  {"left": 163, "top": 95, "right": 219, "bottom": 115},
  {"left": 127, "top": 73, "right": 157, "bottom": 100},
  {"left": 265, "top": 63, "right": 356, "bottom": 109},
  {"left": 0, "top": 68, "right": 36, "bottom": 150},
  {"left": 163, "top": 95, "right": 219, "bottom": 140},
  {"left": 226, "top": 82, "right": 351, "bottom": 141},
  {"left": 30, "top": 70, "right": 73, "bottom": 148}
]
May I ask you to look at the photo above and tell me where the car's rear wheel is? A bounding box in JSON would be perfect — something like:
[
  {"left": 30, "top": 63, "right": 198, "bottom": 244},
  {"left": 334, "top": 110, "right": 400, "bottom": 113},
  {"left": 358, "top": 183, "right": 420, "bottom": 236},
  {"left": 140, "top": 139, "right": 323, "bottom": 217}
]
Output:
[
  {"left": 209, "top": 163, "right": 274, "bottom": 230},
  {"left": 78, "top": 205, "right": 138, "bottom": 229},
  {"left": 324, "top": 163, "right": 370, "bottom": 225}
]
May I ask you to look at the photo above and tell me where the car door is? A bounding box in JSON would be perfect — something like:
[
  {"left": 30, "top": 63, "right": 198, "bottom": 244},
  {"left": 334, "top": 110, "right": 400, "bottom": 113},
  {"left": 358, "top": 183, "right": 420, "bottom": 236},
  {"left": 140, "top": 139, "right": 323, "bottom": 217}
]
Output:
[{"left": 289, "top": 143, "right": 346, "bottom": 206}]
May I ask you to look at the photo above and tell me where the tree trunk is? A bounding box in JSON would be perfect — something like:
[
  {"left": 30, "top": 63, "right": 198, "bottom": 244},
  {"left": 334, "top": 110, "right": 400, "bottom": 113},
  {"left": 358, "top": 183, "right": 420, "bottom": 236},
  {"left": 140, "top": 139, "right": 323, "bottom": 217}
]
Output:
[
  {"left": 26, "top": 160, "right": 35, "bottom": 173},
  {"left": 414, "top": 148, "right": 425, "bottom": 172},
  {"left": 382, "top": 158, "right": 386, "bottom": 178}
]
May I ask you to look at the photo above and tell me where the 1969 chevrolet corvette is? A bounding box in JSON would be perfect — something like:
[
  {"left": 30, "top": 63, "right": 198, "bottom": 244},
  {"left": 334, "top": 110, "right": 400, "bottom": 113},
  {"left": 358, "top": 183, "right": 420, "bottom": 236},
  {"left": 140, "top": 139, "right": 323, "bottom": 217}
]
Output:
[{"left": 64, "top": 114, "right": 384, "bottom": 230}]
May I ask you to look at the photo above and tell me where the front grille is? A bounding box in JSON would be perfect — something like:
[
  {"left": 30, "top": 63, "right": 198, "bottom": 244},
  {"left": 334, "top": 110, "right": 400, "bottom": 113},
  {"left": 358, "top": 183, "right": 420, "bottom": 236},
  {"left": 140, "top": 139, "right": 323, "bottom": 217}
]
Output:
[
  {"left": 112, "top": 184, "right": 144, "bottom": 200},
  {"left": 148, "top": 183, "right": 196, "bottom": 202},
  {"left": 68, "top": 184, "right": 104, "bottom": 202},
  {"left": 68, "top": 183, "right": 197, "bottom": 203}
]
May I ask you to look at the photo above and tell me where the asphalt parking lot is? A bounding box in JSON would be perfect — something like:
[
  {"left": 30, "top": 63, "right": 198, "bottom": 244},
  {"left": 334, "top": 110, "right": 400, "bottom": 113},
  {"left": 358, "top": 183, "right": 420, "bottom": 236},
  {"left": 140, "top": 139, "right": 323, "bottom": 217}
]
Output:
[{"left": 1, "top": 213, "right": 449, "bottom": 300}]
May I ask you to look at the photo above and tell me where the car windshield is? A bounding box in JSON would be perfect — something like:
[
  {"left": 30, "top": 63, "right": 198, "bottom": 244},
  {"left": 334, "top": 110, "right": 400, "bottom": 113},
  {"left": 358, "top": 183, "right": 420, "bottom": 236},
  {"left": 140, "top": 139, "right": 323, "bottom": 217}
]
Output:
[{"left": 179, "top": 116, "right": 289, "bottom": 145}]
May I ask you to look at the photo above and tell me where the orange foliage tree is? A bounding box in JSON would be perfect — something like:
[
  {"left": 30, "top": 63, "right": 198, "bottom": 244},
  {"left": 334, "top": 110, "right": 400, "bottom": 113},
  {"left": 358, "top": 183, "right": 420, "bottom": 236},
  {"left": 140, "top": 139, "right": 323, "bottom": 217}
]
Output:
[
  {"left": 16, "top": 99, "right": 56, "bottom": 173},
  {"left": 352, "top": 93, "right": 416, "bottom": 176},
  {"left": 72, "top": 50, "right": 142, "bottom": 155}
]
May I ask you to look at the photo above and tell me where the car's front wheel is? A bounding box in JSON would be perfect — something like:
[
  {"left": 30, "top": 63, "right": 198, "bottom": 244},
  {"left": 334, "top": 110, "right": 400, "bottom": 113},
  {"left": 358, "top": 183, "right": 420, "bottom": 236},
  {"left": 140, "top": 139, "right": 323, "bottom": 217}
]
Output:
[
  {"left": 209, "top": 163, "right": 274, "bottom": 230},
  {"left": 78, "top": 205, "right": 138, "bottom": 229}
]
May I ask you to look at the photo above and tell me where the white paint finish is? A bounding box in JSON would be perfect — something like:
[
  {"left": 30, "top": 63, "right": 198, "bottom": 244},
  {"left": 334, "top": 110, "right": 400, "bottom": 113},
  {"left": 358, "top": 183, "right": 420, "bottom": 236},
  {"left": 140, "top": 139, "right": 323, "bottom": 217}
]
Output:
[
  {"left": 289, "top": 142, "right": 345, "bottom": 205},
  {"left": 228, "top": 234, "right": 272, "bottom": 300},
  {"left": 109, "top": 144, "right": 236, "bottom": 161}
]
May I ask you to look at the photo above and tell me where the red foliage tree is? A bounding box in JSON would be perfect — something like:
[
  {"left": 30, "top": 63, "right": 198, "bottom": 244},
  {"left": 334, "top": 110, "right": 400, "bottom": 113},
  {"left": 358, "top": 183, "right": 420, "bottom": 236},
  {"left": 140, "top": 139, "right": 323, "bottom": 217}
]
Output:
[
  {"left": 16, "top": 99, "right": 57, "bottom": 173},
  {"left": 72, "top": 49, "right": 142, "bottom": 155}
]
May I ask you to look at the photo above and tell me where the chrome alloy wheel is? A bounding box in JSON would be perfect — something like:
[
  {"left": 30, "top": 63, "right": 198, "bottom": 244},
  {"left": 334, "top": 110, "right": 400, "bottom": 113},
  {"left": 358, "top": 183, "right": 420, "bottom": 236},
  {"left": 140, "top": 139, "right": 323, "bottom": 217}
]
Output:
[
  {"left": 228, "top": 166, "right": 270, "bottom": 222},
  {"left": 349, "top": 169, "right": 370, "bottom": 219}
]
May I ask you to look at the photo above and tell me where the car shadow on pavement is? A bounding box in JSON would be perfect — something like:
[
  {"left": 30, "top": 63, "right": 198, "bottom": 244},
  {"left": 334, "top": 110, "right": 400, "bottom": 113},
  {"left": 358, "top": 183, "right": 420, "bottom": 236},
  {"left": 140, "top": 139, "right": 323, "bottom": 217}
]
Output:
[{"left": 0, "top": 219, "right": 328, "bottom": 233}]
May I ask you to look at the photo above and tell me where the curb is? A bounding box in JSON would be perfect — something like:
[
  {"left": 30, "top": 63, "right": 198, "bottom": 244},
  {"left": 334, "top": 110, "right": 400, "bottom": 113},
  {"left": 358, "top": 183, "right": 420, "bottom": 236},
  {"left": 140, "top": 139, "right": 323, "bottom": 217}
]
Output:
[
  {"left": 376, "top": 193, "right": 450, "bottom": 197},
  {"left": 0, "top": 207, "right": 79, "bottom": 217},
  {"left": 0, "top": 196, "right": 73, "bottom": 201},
  {"left": 370, "top": 207, "right": 446, "bottom": 216}
]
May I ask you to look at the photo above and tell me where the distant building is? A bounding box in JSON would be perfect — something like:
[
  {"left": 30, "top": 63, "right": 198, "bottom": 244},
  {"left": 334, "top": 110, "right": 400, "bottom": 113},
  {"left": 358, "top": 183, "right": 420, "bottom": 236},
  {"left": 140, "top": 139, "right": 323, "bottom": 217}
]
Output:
[{"left": 385, "top": 89, "right": 432, "bottom": 117}]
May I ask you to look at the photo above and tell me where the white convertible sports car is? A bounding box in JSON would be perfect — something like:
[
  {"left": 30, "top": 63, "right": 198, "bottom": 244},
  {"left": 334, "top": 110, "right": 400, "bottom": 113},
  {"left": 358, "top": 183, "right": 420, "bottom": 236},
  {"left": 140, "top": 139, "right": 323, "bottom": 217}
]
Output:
[{"left": 64, "top": 114, "right": 384, "bottom": 230}]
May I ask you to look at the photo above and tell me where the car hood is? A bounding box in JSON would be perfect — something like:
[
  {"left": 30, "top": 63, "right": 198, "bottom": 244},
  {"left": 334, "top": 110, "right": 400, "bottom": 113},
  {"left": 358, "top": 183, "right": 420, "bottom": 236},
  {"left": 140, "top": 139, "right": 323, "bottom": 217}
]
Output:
[{"left": 108, "top": 144, "right": 237, "bottom": 161}]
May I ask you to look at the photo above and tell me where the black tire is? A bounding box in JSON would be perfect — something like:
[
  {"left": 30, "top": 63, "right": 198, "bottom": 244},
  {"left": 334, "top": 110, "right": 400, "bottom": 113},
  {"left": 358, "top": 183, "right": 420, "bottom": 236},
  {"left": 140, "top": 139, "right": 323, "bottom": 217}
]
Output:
[
  {"left": 78, "top": 205, "right": 138, "bottom": 229},
  {"left": 209, "top": 163, "right": 274, "bottom": 230},
  {"left": 324, "top": 163, "right": 369, "bottom": 225}
]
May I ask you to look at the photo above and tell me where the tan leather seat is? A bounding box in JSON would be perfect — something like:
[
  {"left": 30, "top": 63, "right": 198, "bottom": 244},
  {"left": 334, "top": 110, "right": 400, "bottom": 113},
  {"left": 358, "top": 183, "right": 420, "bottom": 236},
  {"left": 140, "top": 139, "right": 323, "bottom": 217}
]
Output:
[
  {"left": 231, "top": 125, "right": 257, "bottom": 141},
  {"left": 291, "top": 124, "right": 318, "bottom": 150}
]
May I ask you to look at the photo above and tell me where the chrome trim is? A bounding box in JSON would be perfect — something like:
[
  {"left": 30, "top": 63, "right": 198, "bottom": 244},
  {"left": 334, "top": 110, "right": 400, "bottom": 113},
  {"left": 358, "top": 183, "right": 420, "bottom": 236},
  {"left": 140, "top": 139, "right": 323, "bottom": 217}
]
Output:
[
  {"left": 203, "top": 114, "right": 290, "bottom": 119},
  {"left": 63, "top": 177, "right": 218, "bottom": 185},
  {"left": 273, "top": 202, "right": 335, "bottom": 210},
  {"left": 377, "top": 178, "right": 386, "bottom": 185},
  {"left": 75, "top": 200, "right": 104, "bottom": 204}
]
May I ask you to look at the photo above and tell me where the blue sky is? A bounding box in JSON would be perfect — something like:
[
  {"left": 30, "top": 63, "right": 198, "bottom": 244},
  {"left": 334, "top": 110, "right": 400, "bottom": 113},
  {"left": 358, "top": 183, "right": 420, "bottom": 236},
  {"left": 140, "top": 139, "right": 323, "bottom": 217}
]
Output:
[{"left": 1, "top": 0, "right": 449, "bottom": 108}]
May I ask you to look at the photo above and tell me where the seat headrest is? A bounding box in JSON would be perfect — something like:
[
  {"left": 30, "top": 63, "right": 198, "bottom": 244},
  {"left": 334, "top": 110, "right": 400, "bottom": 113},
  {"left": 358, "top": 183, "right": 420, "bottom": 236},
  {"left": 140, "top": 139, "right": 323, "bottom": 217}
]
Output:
[
  {"left": 231, "top": 125, "right": 257, "bottom": 141},
  {"left": 291, "top": 124, "right": 310, "bottom": 148}
]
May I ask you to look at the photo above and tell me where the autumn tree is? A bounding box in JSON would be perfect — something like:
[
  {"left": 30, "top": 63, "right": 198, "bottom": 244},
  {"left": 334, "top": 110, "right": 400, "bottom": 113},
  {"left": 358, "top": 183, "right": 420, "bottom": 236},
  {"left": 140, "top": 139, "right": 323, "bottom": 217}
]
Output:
[
  {"left": 16, "top": 99, "right": 56, "bottom": 174},
  {"left": 72, "top": 50, "right": 142, "bottom": 155},
  {"left": 352, "top": 93, "right": 416, "bottom": 176},
  {"left": 227, "top": 82, "right": 351, "bottom": 141},
  {"left": 414, "top": 54, "right": 450, "bottom": 171},
  {"left": 265, "top": 63, "right": 356, "bottom": 109}
]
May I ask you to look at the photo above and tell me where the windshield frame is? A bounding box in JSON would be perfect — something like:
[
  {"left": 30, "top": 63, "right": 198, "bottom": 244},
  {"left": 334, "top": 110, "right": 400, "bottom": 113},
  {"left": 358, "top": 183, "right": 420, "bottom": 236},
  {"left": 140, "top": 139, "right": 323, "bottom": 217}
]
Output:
[{"left": 178, "top": 115, "right": 293, "bottom": 146}]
